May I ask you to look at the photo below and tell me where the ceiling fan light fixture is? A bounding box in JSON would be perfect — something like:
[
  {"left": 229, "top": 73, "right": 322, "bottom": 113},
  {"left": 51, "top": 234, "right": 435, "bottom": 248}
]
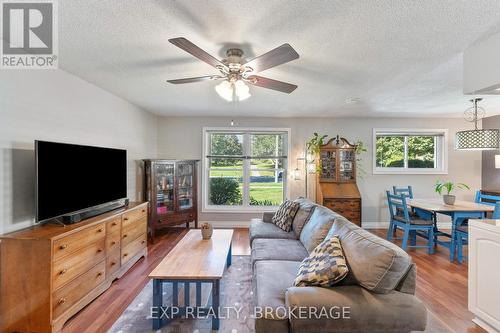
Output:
[
  {"left": 215, "top": 80, "right": 233, "bottom": 102},
  {"left": 234, "top": 80, "right": 251, "bottom": 101},
  {"left": 215, "top": 80, "right": 251, "bottom": 102}
]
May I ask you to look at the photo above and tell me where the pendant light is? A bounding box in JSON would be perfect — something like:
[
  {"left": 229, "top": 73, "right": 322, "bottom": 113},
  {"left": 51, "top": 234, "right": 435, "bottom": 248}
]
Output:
[{"left": 455, "top": 98, "right": 499, "bottom": 150}]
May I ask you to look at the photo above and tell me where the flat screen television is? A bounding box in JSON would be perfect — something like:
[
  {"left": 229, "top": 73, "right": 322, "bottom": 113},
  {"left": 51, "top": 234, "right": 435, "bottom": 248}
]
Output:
[{"left": 36, "top": 140, "right": 127, "bottom": 223}]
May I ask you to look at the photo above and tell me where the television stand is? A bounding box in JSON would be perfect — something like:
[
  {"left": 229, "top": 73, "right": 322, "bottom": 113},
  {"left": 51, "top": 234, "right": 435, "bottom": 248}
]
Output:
[{"left": 0, "top": 201, "right": 148, "bottom": 333}]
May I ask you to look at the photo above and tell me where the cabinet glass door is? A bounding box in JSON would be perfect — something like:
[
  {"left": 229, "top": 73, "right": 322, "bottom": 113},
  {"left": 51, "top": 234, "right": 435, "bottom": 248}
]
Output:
[
  {"left": 177, "top": 163, "right": 193, "bottom": 210},
  {"left": 155, "top": 163, "right": 175, "bottom": 215},
  {"left": 339, "top": 149, "right": 355, "bottom": 181},
  {"left": 320, "top": 150, "right": 337, "bottom": 181}
]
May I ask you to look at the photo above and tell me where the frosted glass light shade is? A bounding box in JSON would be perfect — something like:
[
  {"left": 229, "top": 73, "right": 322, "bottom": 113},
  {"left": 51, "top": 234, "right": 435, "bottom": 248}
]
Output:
[
  {"left": 234, "top": 80, "right": 251, "bottom": 101},
  {"left": 291, "top": 168, "right": 301, "bottom": 180},
  {"left": 215, "top": 80, "right": 251, "bottom": 102},
  {"left": 215, "top": 80, "right": 233, "bottom": 102}
]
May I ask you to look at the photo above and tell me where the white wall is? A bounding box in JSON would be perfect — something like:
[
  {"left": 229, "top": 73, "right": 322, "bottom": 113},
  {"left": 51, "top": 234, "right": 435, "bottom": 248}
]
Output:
[
  {"left": 0, "top": 70, "right": 157, "bottom": 234},
  {"left": 157, "top": 116, "right": 481, "bottom": 228}
]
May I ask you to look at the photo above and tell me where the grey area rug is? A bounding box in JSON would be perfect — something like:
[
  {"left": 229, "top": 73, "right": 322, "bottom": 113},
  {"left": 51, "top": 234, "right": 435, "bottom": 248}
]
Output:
[{"left": 108, "top": 255, "right": 451, "bottom": 333}]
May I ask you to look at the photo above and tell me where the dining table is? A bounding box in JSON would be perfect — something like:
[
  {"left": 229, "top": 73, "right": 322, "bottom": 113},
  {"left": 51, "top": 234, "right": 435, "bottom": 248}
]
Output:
[{"left": 406, "top": 198, "right": 494, "bottom": 261}]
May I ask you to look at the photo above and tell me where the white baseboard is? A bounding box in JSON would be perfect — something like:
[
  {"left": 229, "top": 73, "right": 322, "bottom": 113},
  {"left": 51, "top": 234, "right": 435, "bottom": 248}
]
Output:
[{"left": 363, "top": 221, "right": 451, "bottom": 229}]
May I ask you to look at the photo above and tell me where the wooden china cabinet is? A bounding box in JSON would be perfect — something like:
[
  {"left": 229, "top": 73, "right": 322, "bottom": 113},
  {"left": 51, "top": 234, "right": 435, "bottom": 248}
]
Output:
[
  {"left": 316, "top": 136, "right": 362, "bottom": 226},
  {"left": 143, "top": 160, "right": 199, "bottom": 239}
]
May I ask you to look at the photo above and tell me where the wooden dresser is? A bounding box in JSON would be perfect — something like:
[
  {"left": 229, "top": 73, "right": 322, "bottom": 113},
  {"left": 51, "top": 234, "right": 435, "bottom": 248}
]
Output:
[
  {"left": 0, "top": 202, "right": 148, "bottom": 333},
  {"left": 316, "top": 137, "right": 362, "bottom": 226}
]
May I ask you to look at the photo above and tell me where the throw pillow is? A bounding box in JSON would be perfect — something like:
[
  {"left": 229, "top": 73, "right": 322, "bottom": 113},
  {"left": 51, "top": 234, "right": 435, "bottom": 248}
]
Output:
[
  {"left": 272, "top": 199, "right": 300, "bottom": 232},
  {"left": 299, "top": 205, "right": 335, "bottom": 253},
  {"left": 294, "top": 235, "right": 349, "bottom": 287},
  {"left": 292, "top": 198, "right": 317, "bottom": 239}
]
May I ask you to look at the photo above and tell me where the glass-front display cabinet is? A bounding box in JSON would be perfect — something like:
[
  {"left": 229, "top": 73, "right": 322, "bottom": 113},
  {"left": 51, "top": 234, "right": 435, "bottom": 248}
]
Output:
[
  {"left": 316, "top": 136, "right": 362, "bottom": 226},
  {"left": 143, "top": 159, "right": 198, "bottom": 239}
]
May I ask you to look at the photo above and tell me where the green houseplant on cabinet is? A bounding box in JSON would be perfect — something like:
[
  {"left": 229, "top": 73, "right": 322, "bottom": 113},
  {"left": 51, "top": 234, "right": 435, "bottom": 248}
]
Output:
[{"left": 435, "top": 181, "right": 470, "bottom": 205}]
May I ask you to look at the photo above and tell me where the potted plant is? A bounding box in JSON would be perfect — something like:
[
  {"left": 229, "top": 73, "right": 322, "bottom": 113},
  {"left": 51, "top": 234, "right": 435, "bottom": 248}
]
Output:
[
  {"left": 306, "top": 133, "right": 328, "bottom": 172},
  {"left": 435, "top": 181, "right": 470, "bottom": 205}
]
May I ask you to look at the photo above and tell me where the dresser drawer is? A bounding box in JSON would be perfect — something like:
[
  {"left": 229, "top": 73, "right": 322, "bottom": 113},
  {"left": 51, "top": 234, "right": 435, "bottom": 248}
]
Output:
[
  {"left": 122, "top": 206, "right": 147, "bottom": 227},
  {"left": 106, "top": 249, "right": 121, "bottom": 277},
  {"left": 121, "top": 233, "right": 147, "bottom": 266},
  {"left": 122, "top": 217, "right": 147, "bottom": 246},
  {"left": 106, "top": 216, "right": 121, "bottom": 234},
  {"left": 324, "top": 199, "right": 360, "bottom": 212},
  {"left": 52, "top": 260, "right": 105, "bottom": 319},
  {"left": 53, "top": 239, "right": 105, "bottom": 290},
  {"left": 106, "top": 231, "right": 121, "bottom": 252},
  {"left": 340, "top": 210, "right": 361, "bottom": 221},
  {"left": 53, "top": 223, "right": 105, "bottom": 261}
]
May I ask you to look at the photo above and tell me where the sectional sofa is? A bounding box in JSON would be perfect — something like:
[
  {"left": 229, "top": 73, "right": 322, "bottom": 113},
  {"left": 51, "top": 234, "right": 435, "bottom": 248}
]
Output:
[{"left": 250, "top": 198, "right": 427, "bottom": 333}]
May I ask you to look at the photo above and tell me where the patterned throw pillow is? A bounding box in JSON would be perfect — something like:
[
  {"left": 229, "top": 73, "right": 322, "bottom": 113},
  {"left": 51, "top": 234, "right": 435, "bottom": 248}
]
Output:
[
  {"left": 294, "top": 235, "right": 349, "bottom": 287},
  {"left": 272, "top": 199, "right": 300, "bottom": 232}
]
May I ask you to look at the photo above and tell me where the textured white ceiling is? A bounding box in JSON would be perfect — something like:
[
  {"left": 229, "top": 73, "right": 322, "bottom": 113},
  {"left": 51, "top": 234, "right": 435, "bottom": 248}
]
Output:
[{"left": 59, "top": 0, "right": 500, "bottom": 117}]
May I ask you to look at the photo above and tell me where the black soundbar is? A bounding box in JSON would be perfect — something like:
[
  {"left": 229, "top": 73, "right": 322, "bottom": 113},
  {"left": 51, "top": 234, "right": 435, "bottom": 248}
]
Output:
[{"left": 60, "top": 199, "right": 129, "bottom": 224}]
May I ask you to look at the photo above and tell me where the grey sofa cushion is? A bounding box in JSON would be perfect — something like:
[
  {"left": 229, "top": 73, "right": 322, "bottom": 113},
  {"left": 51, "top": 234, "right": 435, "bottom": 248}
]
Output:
[
  {"left": 286, "top": 285, "right": 427, "bottom": 333},
  {"left": 249, "top": 218, "right": 296, "bottom": 245},
  {"left": 253, "top": 260, "right": 301, "bottom": 333},
  {"left": 292, "top": 198, "right": 317, "bottom": 238},
  {"left": 251, "top": 239, "right": 308, "bottom": 267},
  {"left": 299, "top": 206, "right": 335, "bottom": 253},
  {"left": 328, "top": 216, "right": 413, "bottom": 294}
]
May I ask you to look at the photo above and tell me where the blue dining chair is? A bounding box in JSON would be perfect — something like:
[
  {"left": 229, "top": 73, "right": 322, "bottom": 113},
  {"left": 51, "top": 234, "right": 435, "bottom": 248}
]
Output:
[
  {"left": 475, "top": 190, "right": 500, "bottom": 207},
  {"left": 387, "top": 191, "right": 435, "bottom": 254},
  {"left": 455, "top": 201, "right": 500, "bottom": 263},
  {"left": 390, "top": 186, "right": 435, "bottom": 237}
]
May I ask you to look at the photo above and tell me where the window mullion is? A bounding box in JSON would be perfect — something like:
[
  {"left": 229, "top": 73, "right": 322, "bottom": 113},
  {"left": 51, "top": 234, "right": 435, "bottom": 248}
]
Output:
[
  {"left": 404, "top": 136, "right": 409, "bottom": 169},
  {"left": 243, "top": 133, "right": 251, "bottom": 208}
]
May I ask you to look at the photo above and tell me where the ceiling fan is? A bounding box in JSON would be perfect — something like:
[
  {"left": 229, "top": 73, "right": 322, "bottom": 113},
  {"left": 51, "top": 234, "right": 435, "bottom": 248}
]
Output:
[{"left": 166, "top": 37, "right": 299, "bottom": 102}]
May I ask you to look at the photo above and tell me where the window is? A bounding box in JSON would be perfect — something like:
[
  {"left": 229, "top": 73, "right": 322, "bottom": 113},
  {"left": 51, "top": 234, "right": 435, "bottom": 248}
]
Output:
[
  {"left": 203, "top": 128, "right": 289, "bottom": 211},
  {"left": 373, "top": 129, "right": 448, "bottom": 174}
]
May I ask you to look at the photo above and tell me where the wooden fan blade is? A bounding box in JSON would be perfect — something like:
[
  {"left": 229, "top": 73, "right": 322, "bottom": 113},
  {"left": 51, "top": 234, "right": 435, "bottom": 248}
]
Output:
[
  {"left": 169, "top": 37, "right": 228, "bottom": 70},
  {"left": 243, "top": 44, "right": 299, "bottom": 73},
  {"left": 247, "top": 75, "right": 297, "bottom": 93},
  {"left": 167, "top": 75, "right": 223, "bottom": 84}
]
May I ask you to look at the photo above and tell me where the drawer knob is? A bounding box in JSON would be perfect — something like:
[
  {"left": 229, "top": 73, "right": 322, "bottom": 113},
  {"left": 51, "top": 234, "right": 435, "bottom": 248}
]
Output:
[
  {"left": 124, "top": 217, "right": 129, "bottom": 221},
  {"left": 97, "top": 249, "right": 103, "bottom": 253},
  {"left": 141, "top": 240, "right": 145, "bottom": 244},
  {"left": 111, "top": 241, "right": 116, "bottom": 245},
  {"left": 123, "top": 253, "right": 128, "bottom": 257},
  {"left": 142, "top": 209, "right": 146, "bottom": 213},
  {"left": 58, "top": 298, "right": 66, "bottom": 305},
  {"left": 97, "top": 272, "right": 103, "bottom": 277},
  {"left": 123, "top": 234, "right": 127, "bottom": 238},
  {"left": 59, "top": 244, "right": 68, "bottom": 250},
  {"left": 59, "top": 269, "right": 67, "bottom": 275},
  {"left": 111, "top": 261, "right": 116, "bottom": 266},
  {"left": 112, "top": 222, "right": 117, "bottom": 226}
]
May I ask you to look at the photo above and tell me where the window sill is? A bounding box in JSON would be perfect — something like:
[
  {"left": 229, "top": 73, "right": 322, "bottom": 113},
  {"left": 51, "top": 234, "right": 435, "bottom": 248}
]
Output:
[
  {"left": 373, "top": 169, "right": 448, "bottom": 175},
  {"left": 202, "top": 206, "right": 278, "bottom": 214}
]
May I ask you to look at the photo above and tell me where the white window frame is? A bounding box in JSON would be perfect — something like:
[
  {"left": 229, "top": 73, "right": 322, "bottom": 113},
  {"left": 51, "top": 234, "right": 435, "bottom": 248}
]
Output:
[
  {"left": 202, "top": 127, "right": 291, "bottom": 213},
  {"left": 372, "top": 128, "right": 448, "bottom": 175}
]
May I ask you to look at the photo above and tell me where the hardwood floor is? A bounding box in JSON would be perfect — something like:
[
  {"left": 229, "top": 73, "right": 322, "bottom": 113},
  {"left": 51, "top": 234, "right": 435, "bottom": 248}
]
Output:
[
  {"left": 370, "top": 229, "right": 485, "bottom": 333},
  {"left": 63, "top": 227, "right": 483, "bottom": 333}
]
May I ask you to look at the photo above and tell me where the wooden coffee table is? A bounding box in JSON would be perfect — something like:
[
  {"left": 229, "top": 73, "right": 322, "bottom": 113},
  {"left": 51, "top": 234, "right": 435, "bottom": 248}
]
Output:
[{"left": 149, "top": 229, "right": 233, "bottom": 330}]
